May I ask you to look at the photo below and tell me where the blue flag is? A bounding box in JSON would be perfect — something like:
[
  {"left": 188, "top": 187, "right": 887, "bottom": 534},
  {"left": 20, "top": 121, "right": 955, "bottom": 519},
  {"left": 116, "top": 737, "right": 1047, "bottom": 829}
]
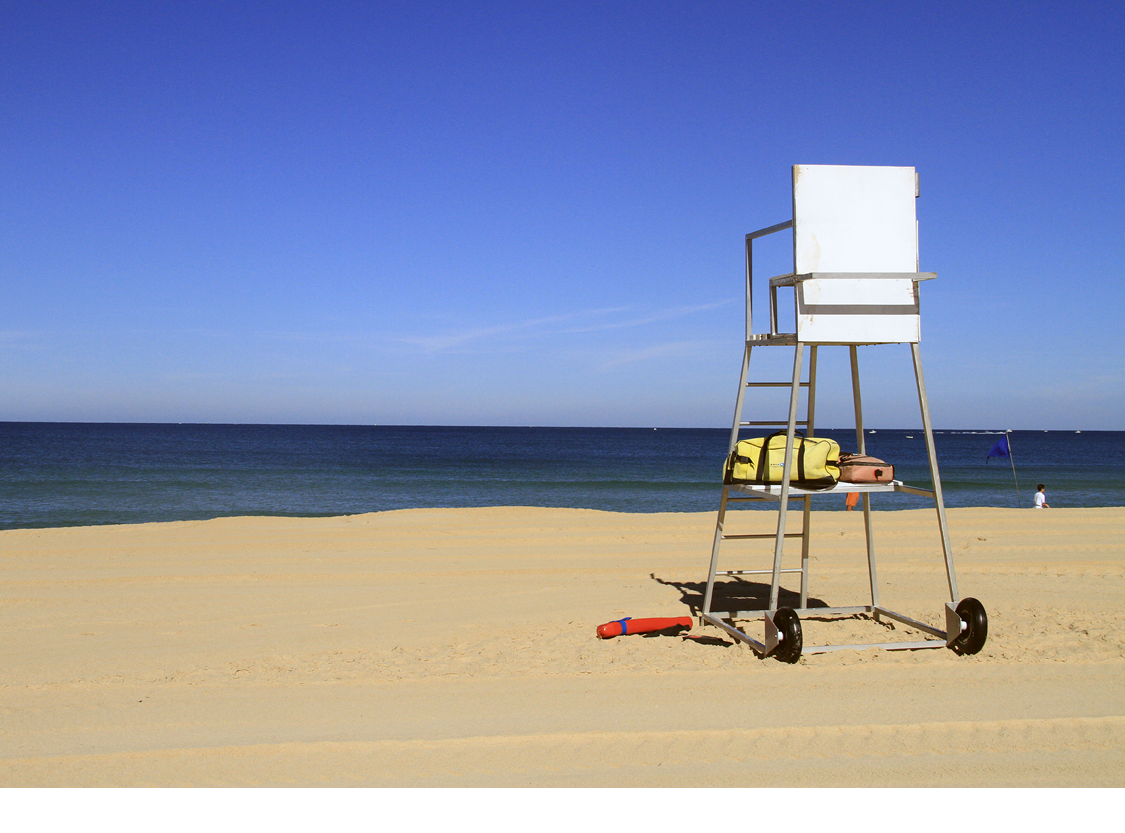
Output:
[{"left": 986, "top": 435, "right": 1010, "bottom": 461}]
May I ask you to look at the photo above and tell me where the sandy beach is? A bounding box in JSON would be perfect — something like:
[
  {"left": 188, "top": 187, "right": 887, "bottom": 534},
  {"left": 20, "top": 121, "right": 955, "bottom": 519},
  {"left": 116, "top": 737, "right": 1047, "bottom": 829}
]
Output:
[{"left": 1, "top": 506, "right": 1122, "bottom": 787}]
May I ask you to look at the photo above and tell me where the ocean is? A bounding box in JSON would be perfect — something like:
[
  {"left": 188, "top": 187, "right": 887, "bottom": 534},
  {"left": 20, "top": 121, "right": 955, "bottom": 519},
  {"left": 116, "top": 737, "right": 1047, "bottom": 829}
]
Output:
[{"left": 1, "top": 423, "right": 1121, "bottom": 530}]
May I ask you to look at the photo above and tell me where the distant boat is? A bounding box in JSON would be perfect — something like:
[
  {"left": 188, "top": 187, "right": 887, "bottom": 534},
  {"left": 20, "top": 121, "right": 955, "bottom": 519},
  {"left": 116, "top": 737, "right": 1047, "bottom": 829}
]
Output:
[
  {"left": 1076, "top": 430, "right": 1082, "bottom": 434},
  {"left": 906, "top": 435, "right": 914, "bottom": 438},
  {"left": 868, "top": 430, "right": 876, "bottom": 434}
]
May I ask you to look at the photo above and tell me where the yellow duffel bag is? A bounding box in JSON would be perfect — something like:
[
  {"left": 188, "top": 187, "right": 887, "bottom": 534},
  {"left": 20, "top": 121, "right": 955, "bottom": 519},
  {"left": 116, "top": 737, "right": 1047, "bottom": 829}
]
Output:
[{"left": 722, "top": 431, "right": 840, "bottom": 489}]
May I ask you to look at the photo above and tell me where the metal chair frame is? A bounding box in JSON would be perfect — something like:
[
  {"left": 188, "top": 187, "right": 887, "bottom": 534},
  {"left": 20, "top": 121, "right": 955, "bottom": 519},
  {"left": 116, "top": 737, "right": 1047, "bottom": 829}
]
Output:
[{"left": 700, "top": 165, "right": 974, "bottom": 657}]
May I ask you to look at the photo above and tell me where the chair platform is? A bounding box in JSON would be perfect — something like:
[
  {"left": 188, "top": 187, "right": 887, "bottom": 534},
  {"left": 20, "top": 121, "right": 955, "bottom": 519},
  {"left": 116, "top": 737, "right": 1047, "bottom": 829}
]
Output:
[{"left": 729, "top": 480, "right": 934, "bottom": 499}]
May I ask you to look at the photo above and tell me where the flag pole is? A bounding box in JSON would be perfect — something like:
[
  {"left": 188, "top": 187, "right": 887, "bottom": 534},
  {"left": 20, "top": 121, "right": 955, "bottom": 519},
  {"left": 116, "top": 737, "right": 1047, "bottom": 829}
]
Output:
[{"left": 1007, "top": 431, "right": 1022, "bottom": 508}]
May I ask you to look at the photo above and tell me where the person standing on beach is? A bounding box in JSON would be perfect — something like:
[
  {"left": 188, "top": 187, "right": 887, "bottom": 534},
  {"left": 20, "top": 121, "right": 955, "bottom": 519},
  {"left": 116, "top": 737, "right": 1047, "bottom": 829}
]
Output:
[{"left": 1034, "top": 484, "right": 1050, "bottom": 508}]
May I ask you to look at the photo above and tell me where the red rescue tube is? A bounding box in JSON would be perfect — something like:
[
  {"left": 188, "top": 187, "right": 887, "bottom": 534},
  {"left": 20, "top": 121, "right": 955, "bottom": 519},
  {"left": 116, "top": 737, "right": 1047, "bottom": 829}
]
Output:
[{"left": 596, "top": 616, "right": 693, "bottom": 638}]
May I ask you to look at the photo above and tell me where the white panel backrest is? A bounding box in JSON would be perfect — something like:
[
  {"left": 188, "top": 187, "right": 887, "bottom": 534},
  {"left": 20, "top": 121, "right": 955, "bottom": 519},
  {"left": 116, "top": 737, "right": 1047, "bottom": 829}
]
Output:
[{"left": 793, "top": 165, "right": 917, "bottom": 273}]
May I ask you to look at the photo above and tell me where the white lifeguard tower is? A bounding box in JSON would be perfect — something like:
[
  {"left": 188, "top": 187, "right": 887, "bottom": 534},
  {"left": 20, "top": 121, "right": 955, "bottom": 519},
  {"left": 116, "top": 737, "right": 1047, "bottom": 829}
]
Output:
[{"left": 700, "top": 164, "right": 988, "bottom": 662}]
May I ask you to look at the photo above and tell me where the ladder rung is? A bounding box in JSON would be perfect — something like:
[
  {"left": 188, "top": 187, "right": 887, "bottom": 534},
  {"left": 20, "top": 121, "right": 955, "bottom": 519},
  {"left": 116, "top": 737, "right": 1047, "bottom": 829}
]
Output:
[
  {"left": 717, "top": 569, "right": 803, "bottom": 576},
  {"left": 722, "top": 533, "right": 805, "bottom": 540},
  {"left": 740, "top": 421, "right": 808, "bottom": 426},
  {"left": 745, "top": 382, "right": 810, "bottom": 388}
]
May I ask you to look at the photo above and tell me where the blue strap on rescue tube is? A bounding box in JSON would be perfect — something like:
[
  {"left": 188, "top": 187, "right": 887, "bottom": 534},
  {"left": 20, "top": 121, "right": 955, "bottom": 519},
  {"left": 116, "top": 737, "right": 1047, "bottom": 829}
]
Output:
[{"left": 617, "top": 617, "right": 632, "bottom": 634}]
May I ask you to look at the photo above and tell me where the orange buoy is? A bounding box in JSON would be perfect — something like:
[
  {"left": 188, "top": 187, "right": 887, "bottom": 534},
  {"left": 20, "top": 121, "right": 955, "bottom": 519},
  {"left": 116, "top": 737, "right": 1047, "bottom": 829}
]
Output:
[{"left": 596, "top": 616, "right": 692, "bottom": 638}]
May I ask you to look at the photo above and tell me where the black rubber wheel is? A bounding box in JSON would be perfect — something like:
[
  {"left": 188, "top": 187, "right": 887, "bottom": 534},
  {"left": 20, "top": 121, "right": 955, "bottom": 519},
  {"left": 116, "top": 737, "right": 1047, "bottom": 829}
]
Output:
[
  {"left": 950, "top": 597, "right": 988, "bottom": 655},
  {"left": 772, "top": 607, "right": 803, "bottom": 664}
]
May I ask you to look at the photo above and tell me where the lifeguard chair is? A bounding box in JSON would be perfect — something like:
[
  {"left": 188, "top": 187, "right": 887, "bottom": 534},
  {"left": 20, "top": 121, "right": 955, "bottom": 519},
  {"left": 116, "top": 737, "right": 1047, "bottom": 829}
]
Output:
[{"left": 700, "top": 164, "right": 988, "bottom": 661}]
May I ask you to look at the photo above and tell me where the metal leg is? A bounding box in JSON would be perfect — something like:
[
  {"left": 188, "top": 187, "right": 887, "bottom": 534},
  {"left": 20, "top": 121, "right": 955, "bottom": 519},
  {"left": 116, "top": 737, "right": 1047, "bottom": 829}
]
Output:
[
  {"left": 800, "top": 346, "right": 818, "bottom": 609},
  {"left": 807, "top": 346, "right": 818, "bottom": 432},
  {"left": 850, "top": 346, "right": 880, "bottom": 611},
  {"left": 861, "top": 492, "right": 877, "bottom": 610},
  {"left": 911, "top": 342, "right": 959, "bottom": 603},
  {"left": 800, "top": 494, "right": 811, "bottom": 610},
  {"left": 851, "top": 346, "right": 866, "bottom": 457},
  {"left": 702, "top": 486, "right": 729, "bottom": 616},
  {"left": 769, "top": 342, "right": 804, "bottom": 611}
]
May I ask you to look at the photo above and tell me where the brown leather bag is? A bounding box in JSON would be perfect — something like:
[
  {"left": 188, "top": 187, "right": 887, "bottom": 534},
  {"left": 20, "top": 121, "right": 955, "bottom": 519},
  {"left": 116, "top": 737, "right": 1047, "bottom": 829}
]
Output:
[{"left": 837, "top": 453, "right": 894, "bottom": 483}]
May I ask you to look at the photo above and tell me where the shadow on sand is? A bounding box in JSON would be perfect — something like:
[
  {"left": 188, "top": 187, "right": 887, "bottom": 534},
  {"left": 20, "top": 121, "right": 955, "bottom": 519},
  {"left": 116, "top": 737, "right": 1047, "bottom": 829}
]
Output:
[{"left": 651, "top": 572, "right": 831, "bottom": 618}]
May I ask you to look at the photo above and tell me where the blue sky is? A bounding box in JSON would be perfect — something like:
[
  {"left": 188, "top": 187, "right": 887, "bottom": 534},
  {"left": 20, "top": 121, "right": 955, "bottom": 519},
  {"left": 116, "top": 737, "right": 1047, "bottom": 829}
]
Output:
[{"left": 2, "top": 1, "right": 1122, "bottom": 428}]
